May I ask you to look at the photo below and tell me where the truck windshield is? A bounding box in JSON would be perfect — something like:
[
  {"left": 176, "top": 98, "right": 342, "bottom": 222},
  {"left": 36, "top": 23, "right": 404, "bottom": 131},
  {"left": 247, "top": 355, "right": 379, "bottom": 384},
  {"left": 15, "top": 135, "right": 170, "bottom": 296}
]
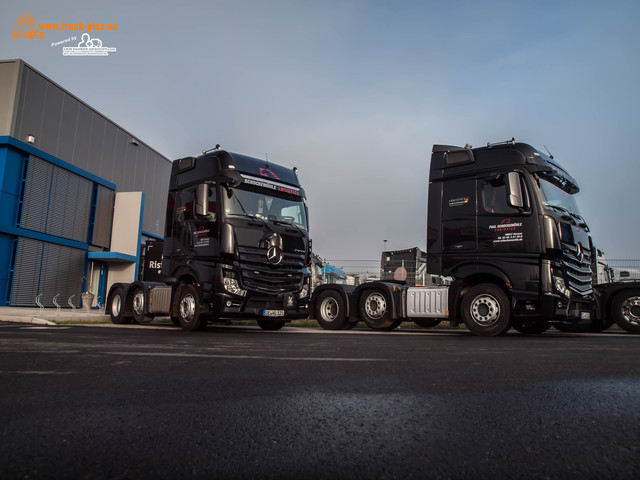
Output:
[
  {"left": 535, "top": 174, "right": 582, "bottom": 217},
  {"left": 223, "top": 185, "right": 308, "bottom": 231}
]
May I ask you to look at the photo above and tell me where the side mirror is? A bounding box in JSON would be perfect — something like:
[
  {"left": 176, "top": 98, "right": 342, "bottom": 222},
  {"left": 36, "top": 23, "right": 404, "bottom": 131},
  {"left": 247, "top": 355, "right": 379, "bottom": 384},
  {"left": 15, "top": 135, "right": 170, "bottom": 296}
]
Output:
[
  {"left": 506, "top": 172, "right": 524, "bottom": 209},
  {"left": 195, "top": 183, "right": 209, "bottom": 217}
]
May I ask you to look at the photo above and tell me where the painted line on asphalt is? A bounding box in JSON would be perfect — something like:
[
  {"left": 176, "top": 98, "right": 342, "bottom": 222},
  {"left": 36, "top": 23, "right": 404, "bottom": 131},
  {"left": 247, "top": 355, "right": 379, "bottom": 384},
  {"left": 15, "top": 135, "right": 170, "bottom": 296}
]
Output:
[
  {"left": 0, "top": 370, "right": 73, "bottom": 375},
  {"left": 102, "top": 351, "right": 389, "bottom": 361}
]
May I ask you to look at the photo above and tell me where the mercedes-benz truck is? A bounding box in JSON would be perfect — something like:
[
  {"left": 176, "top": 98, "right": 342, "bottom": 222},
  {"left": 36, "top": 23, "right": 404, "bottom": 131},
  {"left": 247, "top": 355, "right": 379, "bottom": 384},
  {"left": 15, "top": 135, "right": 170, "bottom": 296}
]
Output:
[
  {"left": 106, "top": 148, "right": 311, "bottom": 331},
  {"left": 312, "top": 140, "right": 595, "bottom": 336}
]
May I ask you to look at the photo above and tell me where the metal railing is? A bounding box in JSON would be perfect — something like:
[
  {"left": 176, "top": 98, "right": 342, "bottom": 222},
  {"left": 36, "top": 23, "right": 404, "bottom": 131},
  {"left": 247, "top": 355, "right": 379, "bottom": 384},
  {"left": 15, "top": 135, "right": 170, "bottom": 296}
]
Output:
[
  {"left": 326, "top": 258, "right": 640, "bottom": 283},
  {"left": 606, "top": 259, "right": 640, "bottom": 280}
]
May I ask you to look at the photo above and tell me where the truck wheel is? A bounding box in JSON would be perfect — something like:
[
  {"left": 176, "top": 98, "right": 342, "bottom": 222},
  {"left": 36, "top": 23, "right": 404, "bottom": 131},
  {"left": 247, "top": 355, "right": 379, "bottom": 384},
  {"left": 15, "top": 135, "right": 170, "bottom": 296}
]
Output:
[
  {"left": 461, "top": 283, "right": 511, "bottom": 336},
  {"left": 413, "top": 318, "right": 442, "bottom": 328},
  {"left": 359, "top": 289, "right": 395, "bottom": 330},
  {"left": 175, "top": 284, "right": 203, "bottom": 331},
  {"left": 257, "top": 319, "right": 286, "bottom": 330},
  {"left": 109, "top": 287, "right": 133, "bottom": 324},
  {"left": 612, "top": 289, "right": 640, "bottom": 333},
  {"left": 513, "top": 321, "right": 550, "bottom": 334},
  {"left": 315, "top": 290, "right": 350, "bottom": 330},
  {"left": 131, "top": 287, "right": 153, "bottom": 324}
]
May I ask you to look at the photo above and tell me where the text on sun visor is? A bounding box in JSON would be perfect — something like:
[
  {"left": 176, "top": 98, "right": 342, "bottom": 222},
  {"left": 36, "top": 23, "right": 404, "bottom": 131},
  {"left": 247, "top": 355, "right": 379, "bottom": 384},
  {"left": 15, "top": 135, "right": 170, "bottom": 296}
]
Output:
[{"left": 242, "top": 175, "right": 301, "bottom": 196}]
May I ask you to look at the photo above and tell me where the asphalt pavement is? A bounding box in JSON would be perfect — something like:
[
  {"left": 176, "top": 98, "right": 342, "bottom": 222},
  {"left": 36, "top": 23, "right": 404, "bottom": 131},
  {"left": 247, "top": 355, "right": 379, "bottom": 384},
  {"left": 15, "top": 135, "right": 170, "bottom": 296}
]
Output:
[{"left": 1, "top": 320, "right": 639, "bottom": 479}]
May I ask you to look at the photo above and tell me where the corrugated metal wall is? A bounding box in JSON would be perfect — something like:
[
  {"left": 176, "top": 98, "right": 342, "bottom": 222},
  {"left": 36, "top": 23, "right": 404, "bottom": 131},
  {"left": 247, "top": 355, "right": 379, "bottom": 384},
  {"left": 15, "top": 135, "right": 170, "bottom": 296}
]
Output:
[
  {"left": 1, "top": 60, "right": 172, "bottom": 307},
  {"left": 21, "top": 155, "right": 93, "bottom": 242},
  {"left": 12, "top": 63, "right": 171, "bottom": 237},
  {"left": 19, "top": 155, "right": 52, "bottom": 232},
  {"left": 10, "top": 238, "right": 42, "bottom": 306},
  {"left": 11, "top": 237, "right": 85, "bottom": 307},
  {"left": 92, "top": 185, "right": 115, "bottom": 248},
  {"left": 7, "top": 154, "right": 116, "bottom": 306}
]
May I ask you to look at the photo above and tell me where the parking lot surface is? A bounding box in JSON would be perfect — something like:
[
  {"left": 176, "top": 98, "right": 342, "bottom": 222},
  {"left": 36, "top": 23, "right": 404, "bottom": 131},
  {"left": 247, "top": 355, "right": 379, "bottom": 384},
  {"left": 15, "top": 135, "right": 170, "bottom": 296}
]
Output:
[{"left": 1, "top": 321, "right": 639, "bottom": 479}]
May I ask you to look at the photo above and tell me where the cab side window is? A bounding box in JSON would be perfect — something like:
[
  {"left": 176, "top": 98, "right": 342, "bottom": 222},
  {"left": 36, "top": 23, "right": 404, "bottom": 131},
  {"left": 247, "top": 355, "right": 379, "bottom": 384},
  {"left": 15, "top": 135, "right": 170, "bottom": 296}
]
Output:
[{"left": 482, "top": 173, "right": 529, "bottom": 214}]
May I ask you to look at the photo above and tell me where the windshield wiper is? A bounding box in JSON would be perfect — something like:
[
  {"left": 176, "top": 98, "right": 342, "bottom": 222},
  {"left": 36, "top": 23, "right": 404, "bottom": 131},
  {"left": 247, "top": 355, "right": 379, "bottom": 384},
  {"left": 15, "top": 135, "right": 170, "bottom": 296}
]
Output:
[
  {"left": 545, "top": 204, "right": 576, "bottom": 224},
  {"left": 271, "top": 218, "right": 306, "bottom": 235},
  {"left": 569, "top": 212, "right": 590, "bottom": 231}
]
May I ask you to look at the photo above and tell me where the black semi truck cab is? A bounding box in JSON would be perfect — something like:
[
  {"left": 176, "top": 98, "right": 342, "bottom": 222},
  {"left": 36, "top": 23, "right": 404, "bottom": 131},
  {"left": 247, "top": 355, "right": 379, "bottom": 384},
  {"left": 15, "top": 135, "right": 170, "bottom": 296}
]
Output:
[
  {"left": 106, "top": 148, "right": 311, "bottom": 330},
  {"left": 312, "top": 140, "right": 593, "bottom": 336}
]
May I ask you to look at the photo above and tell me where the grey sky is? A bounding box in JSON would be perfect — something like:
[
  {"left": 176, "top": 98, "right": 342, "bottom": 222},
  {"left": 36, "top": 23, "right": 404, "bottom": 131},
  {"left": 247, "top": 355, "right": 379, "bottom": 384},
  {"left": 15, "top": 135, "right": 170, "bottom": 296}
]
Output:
[{"left": 3, "top": 0, "right": 640, "bottom": 261}]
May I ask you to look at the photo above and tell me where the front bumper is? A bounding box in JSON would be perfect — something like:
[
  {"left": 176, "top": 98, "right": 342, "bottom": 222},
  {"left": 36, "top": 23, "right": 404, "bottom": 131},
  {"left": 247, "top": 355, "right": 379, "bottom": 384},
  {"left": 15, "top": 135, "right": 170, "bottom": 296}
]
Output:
[
  {"left": 208, "top": 291, "right": 310, "bottom": 320},
  {"left": 541, "top": 293, "right": 593, "bottom": 325}
]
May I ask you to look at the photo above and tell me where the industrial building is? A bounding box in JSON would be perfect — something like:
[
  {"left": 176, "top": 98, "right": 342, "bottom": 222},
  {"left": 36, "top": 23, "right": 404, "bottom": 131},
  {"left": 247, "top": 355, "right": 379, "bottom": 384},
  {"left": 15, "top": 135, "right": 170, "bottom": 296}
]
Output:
[{"left": 0, "top": 59, "right": 172, "bottom": 308}]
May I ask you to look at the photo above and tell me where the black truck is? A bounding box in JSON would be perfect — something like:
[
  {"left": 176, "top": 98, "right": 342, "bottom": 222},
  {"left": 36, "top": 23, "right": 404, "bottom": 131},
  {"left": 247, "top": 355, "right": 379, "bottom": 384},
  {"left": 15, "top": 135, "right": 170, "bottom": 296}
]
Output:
[
  {"left": 106, "top": 148, "right": 312, "bottom": 330},
  {"left": 312, "top": 139, "right": 640, "bottom": 336}
]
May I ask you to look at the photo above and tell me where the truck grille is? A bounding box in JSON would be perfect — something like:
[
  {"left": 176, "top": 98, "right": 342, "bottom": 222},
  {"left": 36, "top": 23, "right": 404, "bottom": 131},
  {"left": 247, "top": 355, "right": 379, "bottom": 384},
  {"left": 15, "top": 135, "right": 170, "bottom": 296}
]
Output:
[
  {"left": 238, "top": 246, "right": 305, "bottom": 293},
  {"left": 561, "top": 242, "right": 593, "bottom": 296}
]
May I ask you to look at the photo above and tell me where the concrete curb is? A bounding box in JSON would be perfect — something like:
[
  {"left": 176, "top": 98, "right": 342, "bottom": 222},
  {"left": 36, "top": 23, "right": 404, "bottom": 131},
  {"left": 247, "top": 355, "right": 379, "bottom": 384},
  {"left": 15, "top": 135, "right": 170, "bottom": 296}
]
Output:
[{"left": 0, "top": 315, "right": 56, "bottom": 325}]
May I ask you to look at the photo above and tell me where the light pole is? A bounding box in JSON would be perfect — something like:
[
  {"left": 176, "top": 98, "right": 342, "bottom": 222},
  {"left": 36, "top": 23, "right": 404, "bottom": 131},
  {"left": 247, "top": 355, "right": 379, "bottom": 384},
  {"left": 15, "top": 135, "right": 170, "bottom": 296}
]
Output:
[{"left": 383, "top": 239, "right": 387, "bottom": 251}]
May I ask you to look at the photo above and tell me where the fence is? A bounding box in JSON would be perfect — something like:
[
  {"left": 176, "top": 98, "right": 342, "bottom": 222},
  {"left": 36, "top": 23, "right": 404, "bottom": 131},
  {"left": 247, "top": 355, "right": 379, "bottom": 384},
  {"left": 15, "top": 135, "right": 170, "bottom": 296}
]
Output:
[
  {"left": 326, "top": 259, "right": 640, "bottom": 283},
  {"left": 605, "top": 259, "right": 640, "bottom": 280},
  {"left": 324, "top": 260, "right": 380, "bottom": 283}
]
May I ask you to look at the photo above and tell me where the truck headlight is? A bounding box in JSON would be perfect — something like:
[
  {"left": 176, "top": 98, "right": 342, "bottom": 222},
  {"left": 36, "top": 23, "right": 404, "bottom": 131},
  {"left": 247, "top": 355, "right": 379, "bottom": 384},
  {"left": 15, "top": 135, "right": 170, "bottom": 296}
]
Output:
[
  {"left": 299, "top": 276, "right": 310, "bottom": 299},
  {"left": 223, "top": 273, "right": 246, "bottom": 296},
  {"left": 553, "top": 276, "right": 571, "bottom": 298}
]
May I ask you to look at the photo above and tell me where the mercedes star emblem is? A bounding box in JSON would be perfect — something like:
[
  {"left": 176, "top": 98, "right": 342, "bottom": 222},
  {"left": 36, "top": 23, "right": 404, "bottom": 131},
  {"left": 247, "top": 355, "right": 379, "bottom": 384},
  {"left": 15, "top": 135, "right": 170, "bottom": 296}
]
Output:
[{"left": 267, "top": 246, "right": 283, "bottom": 265}]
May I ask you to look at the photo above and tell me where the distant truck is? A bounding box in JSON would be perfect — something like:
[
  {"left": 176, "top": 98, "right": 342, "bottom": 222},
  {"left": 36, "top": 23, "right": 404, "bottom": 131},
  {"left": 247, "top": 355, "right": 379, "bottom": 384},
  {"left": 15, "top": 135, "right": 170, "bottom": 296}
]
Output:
[
  {"left": 588, "top": 249, "right": 640, "bottom": 333},
  {"left": 312, "top": 139, "right": 640, "bottom": 335},
  {"left": 380, "top": 247, "right": 430, "bottom": 286},
  {"left": 106, "top": 148, "right": 312, "bottom": 330}
]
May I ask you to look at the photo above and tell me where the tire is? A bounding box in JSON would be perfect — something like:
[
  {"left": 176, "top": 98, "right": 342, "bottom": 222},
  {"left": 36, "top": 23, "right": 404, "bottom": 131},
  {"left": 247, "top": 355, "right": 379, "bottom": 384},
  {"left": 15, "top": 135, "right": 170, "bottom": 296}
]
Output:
[
  {"left": 315, "top": 290, "right": 350, "bottom": 330},
  {"left": 257, "top": 319, "right": 286, "bottom": 330},
  {"left": 109, "top": 287, "right": 133, "bottom": 324},
  {"left": 389, "top": 319, "right": 403, "bottom": 330},
  {"left": 131, "top": 287, "right": 153, "bottom": 324},
  {"left": 461, "top": 283, "right": 511, "bottom": 336},
  {"left": 611, "top": 289, "right": 640, "bottom": 334},
  {"left": 175, "top": 284, "right": 203, "bottom": 331},
  {"left": 413, "top": 318, "right": 442, "bottom": 328},
  {"left": 513, "top": 321, "right": 550, "bottom": 334},
  {"left": 359, "top": 289, "right": 395, "bottom": 330}
]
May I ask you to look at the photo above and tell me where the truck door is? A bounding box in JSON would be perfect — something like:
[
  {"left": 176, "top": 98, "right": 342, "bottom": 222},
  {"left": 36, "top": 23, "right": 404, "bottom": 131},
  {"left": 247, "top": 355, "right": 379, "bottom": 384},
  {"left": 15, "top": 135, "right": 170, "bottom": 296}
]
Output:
[
  {"left": 477, "top": 171, "right": 538, "bottom": 254},
  {"left": 476, "top": 171, "right": 541, "bottom": 294},
  {"left": 171, "top": 186, "right": 219, "bottom": 258}
]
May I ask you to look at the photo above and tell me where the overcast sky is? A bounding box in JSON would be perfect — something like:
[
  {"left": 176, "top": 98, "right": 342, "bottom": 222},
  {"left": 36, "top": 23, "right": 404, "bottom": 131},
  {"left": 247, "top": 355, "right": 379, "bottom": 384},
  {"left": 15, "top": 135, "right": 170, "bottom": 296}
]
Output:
[{"left": 3, "top": 0, "right": 640, "bottom": 261}]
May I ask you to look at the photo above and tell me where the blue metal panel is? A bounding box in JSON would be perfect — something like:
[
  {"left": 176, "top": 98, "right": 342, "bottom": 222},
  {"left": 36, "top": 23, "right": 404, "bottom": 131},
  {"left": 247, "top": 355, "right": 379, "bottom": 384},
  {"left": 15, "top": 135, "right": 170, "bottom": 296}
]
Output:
[
  {"left": 0, "top": 146, "right": 27, "bottom": 228},
  {"left": 0, "top": 234, "right": 16, "bottom": 306},
  {"left": 0, "top": 223, "right": 88, "bottom": 250},
  {"left": 87, "top": 251, "right": 137, "bottom": 263},
  {"left": 0, "top": 136, "right": 116, "bottom": 190}
]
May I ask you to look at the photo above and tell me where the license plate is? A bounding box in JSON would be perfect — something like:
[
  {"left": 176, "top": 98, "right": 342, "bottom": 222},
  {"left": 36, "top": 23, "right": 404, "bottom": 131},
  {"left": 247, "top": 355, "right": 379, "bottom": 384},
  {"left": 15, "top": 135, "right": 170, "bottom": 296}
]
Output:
[
  {"left": 263, "top": 310, "right": 285, "bottom": 317},
  {"left": 581, "top": 312, "right": 591, "bottom": 320}
]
